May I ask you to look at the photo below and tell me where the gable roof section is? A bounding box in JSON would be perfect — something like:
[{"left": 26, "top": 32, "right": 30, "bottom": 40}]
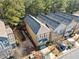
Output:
[
  {"left": 24, "top": 15, "right": 41, "bottom": 34},
  {"left": 39, "top": 14, "right": 60, "bottom": 30},
  {"left": 0, "top": 20, "right": 7, "bottom": 38},
  {"left": 55, "top": 12, "right": 79, "bottom": 22},
  {"left": 47, "top": 13, "right": 72, "bottom": 24},
  {"left": 55, "top": 12, "right": 73, "bottom": 20},
  {"left": 0, "top": 20, "right": 10, "bottom": 49}
]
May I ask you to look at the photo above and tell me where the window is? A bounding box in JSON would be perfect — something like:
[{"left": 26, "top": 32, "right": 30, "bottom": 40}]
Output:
[
  {"left": 44, "top": 33, "right": 46, "bottom": 37},
  {"left": 0, "top": 44, "right": 3, "bottom": 51},
  {"left": 40, "top": 34, "right": 42, "bottom": 38},
  {"left": 41, "top": 35, "right": 44, "bottom": 38},
  {"left": 12, "top": 43, "right": 16, "bottom": 49},
  {"left": 44, "top": 33, "right": 47, "bottom": 37}
]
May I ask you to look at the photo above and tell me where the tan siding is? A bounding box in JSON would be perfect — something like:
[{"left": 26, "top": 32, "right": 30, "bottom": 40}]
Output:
[
  {"left": 24, "top": 22, "right": 39, "bottom": 46},
  {"left": 25, "top": 22, "right": 37, "bottom": 39}
]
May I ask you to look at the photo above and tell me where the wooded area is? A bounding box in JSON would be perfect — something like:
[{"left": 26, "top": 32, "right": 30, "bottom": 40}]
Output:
[{"left": 0, "top": 0, "right": 79, "bottom": 25}]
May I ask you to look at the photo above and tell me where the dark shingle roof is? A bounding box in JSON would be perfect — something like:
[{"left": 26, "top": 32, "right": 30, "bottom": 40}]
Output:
[
  {"left": 24, "top": 15, "right": 40, "bottom": 34},
  {"left": 55, "top": 12, "right": 79, "bottom": 22},
  {"left": 39, "top": 14, "right": 60, "bottom": 29},
  {"left": 47, "top": 13, "right": 72, "bottom": 24},
  {"left": 55, "top": 12, "right": 73, "bottom": 20}
]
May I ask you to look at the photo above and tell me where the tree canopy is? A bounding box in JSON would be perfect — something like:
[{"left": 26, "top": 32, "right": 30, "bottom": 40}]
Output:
[
  {"left": 0, "top": 0, "right": 79, "bottom": 25},
  {"left": 25, "top": 0, "right": 79, "bottom": 15},
  {"left": 0, "top": 0, "right": 25, "bottom": 25}
]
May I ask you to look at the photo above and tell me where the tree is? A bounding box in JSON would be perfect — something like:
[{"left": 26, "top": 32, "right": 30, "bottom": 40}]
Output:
[
  {"left": 2, "top": 0, "right": 25, "bottom": 25},
  {"left": 66, "top": 0, "right": 79, "bottom": 13},
  {"left": 59, "top": 0, "right": 69, "bottom": 12},
  {"left": 44, "top": 0, "right": 53, "bottom": 14},
  {"left": 25, "top": 0, "right": 45, "bottom": 16},
  {"left": 52, "top": 0, "right": 63, "bottom": 12},
  {"left": 65, "top": 0, "right": 75, "bottom": 13},
  {"left": 0, "top": 0, "right": 4, "bottom": 18}
]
